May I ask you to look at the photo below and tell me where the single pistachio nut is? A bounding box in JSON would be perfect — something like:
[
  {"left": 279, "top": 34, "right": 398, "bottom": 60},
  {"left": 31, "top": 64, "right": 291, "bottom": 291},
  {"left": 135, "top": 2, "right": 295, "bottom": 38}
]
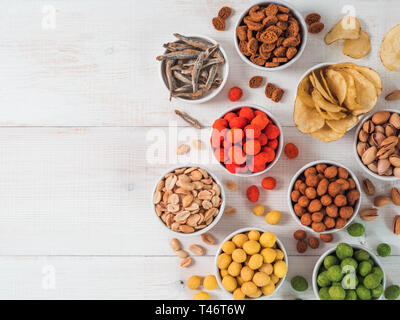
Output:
[
  {"left": 385, "top": 124, "right": 397, "bottom": 137},
  {"left": 393, "top": 215, "right": 400, "bottom": 235},
  {"left": 357, "top": 142, "right": 368, "bottom": 156},
  {"left": 374, "top": 195, "right": 391, "bottom": 207},
  {"left": 358, "top": 129, "right": 369, "bottom": 142},
  {"left": 377, "top": 159, "right": 391, "bottom": 175},
  {"left": 362, "top": 120, "right": 375, "bottom": 133},
  {"left": 359, "top": 208, "right": 379, "bottom": 221},
  {"left": 362, "top": 146, "right": 377, "bottom": 165},
  {"left": 362, "top": 179, "right": 375, "bottom": 196},
  {"left": 389, "top": 155, "right": 400, "bottom": 167},
  {"left": 369, "top": 132, "right": 386, "bottom": 147},
  {"left": 372, "top": 111, "right": 391, "bottom": 125},
  {"left": 375, "top": 125, "right": 385, "bottom": 133},
  {"left": 389, "top": 112, "right": 400, "bottom": 129},
  {"left": 391, "top": 187, "right": 400, "bottom": 206},
  {"left": 385, "top": 90, "right": 400, "bottom": 101}
]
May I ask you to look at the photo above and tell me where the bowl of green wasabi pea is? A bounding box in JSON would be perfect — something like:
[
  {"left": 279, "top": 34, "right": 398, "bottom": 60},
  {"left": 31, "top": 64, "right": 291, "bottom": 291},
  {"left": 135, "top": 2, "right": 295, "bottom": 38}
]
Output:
[{"left": 312, "top": 243, "right": 386, "bottom": 300}]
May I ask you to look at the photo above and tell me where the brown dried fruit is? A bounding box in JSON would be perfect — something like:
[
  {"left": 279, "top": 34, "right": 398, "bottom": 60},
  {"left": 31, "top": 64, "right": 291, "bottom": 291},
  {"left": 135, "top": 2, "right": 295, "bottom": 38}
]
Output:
[
  {"left": 320, "top": 233, "right": 333, "bottom": 243},
  {"left": 212, "top": 17, "right": 225, "bottom": 31},
  {"left": 297, "top": 240, "right": 307, "bottom": 253},
  {"left": 362, "top": 179, "right": 375, "bottom": 195},
  {"left": 218, "top": 7, "right": 232, "bottom": 20},
  {"left": 249, "top": 76, "right": 263, "bottom": 88},
  {"left": 293, "top": 229, "right": 307, "bottom": 240},
  {"left": 271, "top": 88, "right": 284, "bottom": 102},
  {"left": 308, "top": 237, "right": 319, "bottom": 249},
  {"left": 265, "top": 83, "right": 276, "bottom": 98},
  {"left": 305, "top": 13, "right": 321, "bottom": 25},
  {"left": 309, "top": 22, "right": 324, "bottom": 34}
]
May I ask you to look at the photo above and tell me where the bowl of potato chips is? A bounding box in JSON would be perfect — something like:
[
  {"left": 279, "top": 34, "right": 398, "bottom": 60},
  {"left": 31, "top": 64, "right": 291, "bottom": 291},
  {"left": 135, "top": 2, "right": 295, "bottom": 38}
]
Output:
[{"left": 293, "top": 62, "right": 382, "bottom": 142}]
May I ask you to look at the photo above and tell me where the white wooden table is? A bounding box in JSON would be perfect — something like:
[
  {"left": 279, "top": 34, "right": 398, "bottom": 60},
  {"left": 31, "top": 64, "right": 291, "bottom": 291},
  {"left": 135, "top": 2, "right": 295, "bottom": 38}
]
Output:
[{"left": 0, "top": 0, "right": 399, "bottom": 300}]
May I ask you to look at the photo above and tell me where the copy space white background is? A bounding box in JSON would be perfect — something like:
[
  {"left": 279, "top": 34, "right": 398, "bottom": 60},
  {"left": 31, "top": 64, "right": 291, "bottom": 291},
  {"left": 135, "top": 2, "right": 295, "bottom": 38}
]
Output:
[{"left": 0, "top": 0, "right": 399, "bottom": 299}]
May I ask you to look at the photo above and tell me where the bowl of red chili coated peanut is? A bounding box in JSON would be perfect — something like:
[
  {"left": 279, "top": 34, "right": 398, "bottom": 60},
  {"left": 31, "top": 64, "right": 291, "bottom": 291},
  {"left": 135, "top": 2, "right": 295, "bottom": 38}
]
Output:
[{"left": 234, "top": 1, "right": 307, "bottom": 71}]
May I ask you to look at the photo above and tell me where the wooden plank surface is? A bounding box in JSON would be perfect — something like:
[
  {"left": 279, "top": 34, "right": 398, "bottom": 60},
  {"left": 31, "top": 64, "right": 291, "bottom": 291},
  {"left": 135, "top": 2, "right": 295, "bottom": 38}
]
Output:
[{"left": 0, "top": 0, "right": 398, "bottom": 299}]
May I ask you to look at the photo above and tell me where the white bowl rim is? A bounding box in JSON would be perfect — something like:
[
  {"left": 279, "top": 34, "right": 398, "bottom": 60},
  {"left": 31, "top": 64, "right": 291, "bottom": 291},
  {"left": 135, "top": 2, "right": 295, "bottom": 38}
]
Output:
[
  {"left": 353, "top": 108, "right": 400, "bottom": 181},
  {"left": 214, "top": 227, "right": 288, "bottom": 300},
  {"left": 158, "top": 34, "right": 229, "bottom": 104},
  {"left": 151, "top": 164, "right": 226, "bottom": 237},
  {"left": 209, "top": 104, "right": 284, "bottom": 177},
  {"left": 233, "top": 0, "right": 308, "bottom": 72},
  {"left": 312, "top": 243, "right": 386, "bottom": 300},
  {"left": 287, "top": 160, "right": 362, "bottom": 234}
]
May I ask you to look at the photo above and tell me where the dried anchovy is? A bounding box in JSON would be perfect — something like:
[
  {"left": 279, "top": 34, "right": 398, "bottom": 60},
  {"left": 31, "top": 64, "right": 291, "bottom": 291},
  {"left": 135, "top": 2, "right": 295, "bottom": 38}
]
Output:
[
  {"left": 174, "top": 110, "right": 203, "bottom": 129},
  {"left": 157, "top": 34, "right": 225, "bottom": 100}
]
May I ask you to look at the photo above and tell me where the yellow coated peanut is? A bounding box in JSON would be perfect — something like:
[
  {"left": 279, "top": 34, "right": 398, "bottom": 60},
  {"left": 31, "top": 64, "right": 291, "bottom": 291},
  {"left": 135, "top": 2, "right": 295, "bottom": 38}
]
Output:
[
  {"left": 232, "top": 248, "right": 247, "bottom": 263},
  {"left": 233, "top": 288, "right": 245, "bottom": 300},
  {"left": 187, "top": 275, "right": 202, "bottom": 290},
  {"left": 203, "top": 275, "right": 218, "bottom": 290},
  {"left": 262, "top": 282, "right": 275, "bottom": 296},
  {"left": 228, "top": 261, "right": 242, "bottom": 277},
  {"left": 243, "top": 240, "right": 261, "bottom": 255},
  {"left": 261, "top": 248, "right": 277, "bottom": 263},
  {"left": 240, "top": 266, "right": 254, "bottom": 282},
  {"left": 217, "top": 253, "right": 232, "bottom": 269},
  {"left": 193, "top": 291, "right": 210, "bottom": 300},
  {"left": 241, "top": 281, "right": 257, "bottom": 296},
  {"left": 248, "top": 230, "right": 260, "bottom": 241},
  {"left": 248, "top": 254, "right": 263, "bottom": 270},
  {"left": 259, "top": 263, "right": 273, "bottom": 275},
  {"left": 221, "top": 241, "right": 236, "bottom": 254},
  {"left": 265, "top": 210, "right": 281, "bottom": 225},
  {"left": 259, "top": 232, "right": 277, "bottom": 248},
  {"left": 252, "top": 272, "right": 271, "bottom": 287},
  {"left": 222, "top": 275, "right": 237, "bottom": 292},
  {"left": 252, "top": 204, "right": 265, "bottom": 216},
  {"left": 273, "top": 260, "right": 287, "bottom": 278},
  {"left": 232, "top": 234, "right": 248, "bottom": 248}
]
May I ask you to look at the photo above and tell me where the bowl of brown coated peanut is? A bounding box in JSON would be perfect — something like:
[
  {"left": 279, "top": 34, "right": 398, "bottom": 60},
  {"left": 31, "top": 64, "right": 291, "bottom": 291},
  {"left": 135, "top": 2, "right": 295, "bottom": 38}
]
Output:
[
  {"left": 152, "top": 165, "right": 225, "bottom": 237},
  {"left": 287, "top": 161, "right": 361, "bottom": 234},
  {"left": 234, "top": 1, "right": 308, "bottom": 71}
]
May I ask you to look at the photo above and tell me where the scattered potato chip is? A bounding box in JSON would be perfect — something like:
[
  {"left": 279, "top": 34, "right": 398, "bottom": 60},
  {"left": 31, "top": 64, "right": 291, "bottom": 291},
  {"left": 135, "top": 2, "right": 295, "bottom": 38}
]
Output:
[
  {"left": 343, "top": 31, "right": 371, "bottom": 59},
  {"left": 380, "top": 24, "right": 400, "bottom": 71},
  {"left": 297, "top": 77, "right": 314, "bottom": 108},
  {"left": 324, "top": 16, "right": 361, "bottom": 45},
  {"left": 293, "top": 97, "right": 325, "bottom": 133},
  {"left": 325, "top": 69, "right": 347, "bottom": 106}
]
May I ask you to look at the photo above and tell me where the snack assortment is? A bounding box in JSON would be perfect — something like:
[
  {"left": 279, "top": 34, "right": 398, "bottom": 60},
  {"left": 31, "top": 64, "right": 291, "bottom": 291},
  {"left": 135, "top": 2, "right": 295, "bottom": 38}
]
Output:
[
  {"left": 316, "top": 243, "right": 384, "bottom": 300},
  {"left": 216, "top": 230, "right": 287, "bottom": 299},
  {"left": 211, "top": 106, "right": 281, "bottom": 175},
  {"left": 157, "top": 34, "right": 226, "bottom": 100},
  {"left": 235, "top": 3, "right": 303, "bottom": 68},
  {"left": 294, "top": 62, "right": 382, "bottom": 142},
  {"left": 151, "top": 2, "right": 400, "bottom": 301},
  {"left": 290, "top": 163, "right": 360, "bottom": 233},
  {"left": 356, "top": 110, "right": 400, "bottom": 178},
  {"left": 153, "top": 167, "right": 223, "bottom": 233}
]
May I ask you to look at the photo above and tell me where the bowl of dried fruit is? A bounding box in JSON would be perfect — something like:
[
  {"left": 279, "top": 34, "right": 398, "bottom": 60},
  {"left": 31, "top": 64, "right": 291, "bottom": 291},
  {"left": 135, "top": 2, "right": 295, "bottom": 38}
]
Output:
[
  {"left": 234, "top": 1, "right": 307, "bottom": 71},
  {"left": 152, "top": 165, "right": 225, "bottom": 236},
  {"left": 294, "top": 62, "right": 382, "bottom": 142},
  {"left": 214, "top": 228, "right": 288, "bottom": 299},
  {"left": 312, "top": 243, "right": 386, "bottom": 300},
  {"left": 210, "top": 105, "right": 283, "bottom": 177},
  {"left": 354, "top": 109, "right": 400, "bottom": 181},
  {"left": 287, "top": 160, "right": 361, "bottom": 234},
  {"left": 157, "top": 33, "right": 229, "bottom": 103}
]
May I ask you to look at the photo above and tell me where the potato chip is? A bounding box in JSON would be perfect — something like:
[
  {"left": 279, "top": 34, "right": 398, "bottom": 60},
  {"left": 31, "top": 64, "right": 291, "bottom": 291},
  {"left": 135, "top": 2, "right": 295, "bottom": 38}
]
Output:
[
  {"left": 297, "top": 77, "right": 314, "bottom": 108},
  {"left": 343, "top": 68, "right": 377, "bottom": 115},
  {"left": 293, "top": 97, "right": 325, "bottom": 133},
  {"left": 343, "top": 31, "right": 371, "bottom": 59},
  {"left": 324, "top": 16, "right": 361, "bottom": 45},
  {"left": 310, "top": 124, "right": 345, "bottom": 142},
  {"left": 319, "top": 70, "right": 337, "bottom": 104},
  {"left": 325, "top": 69, "right": 347, "bottom": 106},
  {"left": 338, "top": 69, "right": 365, "bottom": 112},
  {"left": 380, "top": 24, "right": 400, "bottom": 71},
  {"left": 310, "top": 72, "right": 336, "bottom": 104},
  {"left": 326, "top": 114, "right": 358, "bottom": 133},
  {"left": 353, "top": 65, "right": 382, "bottom": 95},
  {"left": 311, "top": 89, "right": 346, "bottom": 113}
]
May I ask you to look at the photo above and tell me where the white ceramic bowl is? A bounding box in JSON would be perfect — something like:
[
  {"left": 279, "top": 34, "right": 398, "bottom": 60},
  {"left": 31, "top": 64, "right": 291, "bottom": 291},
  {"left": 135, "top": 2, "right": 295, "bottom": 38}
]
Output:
[
  {"left": 312, "top": 244, "right": 386, "bottom": 300},
  {"left": 151, "top": 165, "right": 225, "bottom": 237},
  {"left": 353, "top": 109, "right": 400, "bottom": 182},
  {"left": 214, "top": 227, "right": 288, "bottom": 299},
  {"left": 210, "top": 105, "right": 284, "bottom": 177},
  {"left": 287, "top": 160, "right": 361, "bottom": 234},
  {"left": 233, "top": 0, "right": 308, "bottom": 71},
  {"left": 159, "top": 34, "right": 229, "bottom": 104}
]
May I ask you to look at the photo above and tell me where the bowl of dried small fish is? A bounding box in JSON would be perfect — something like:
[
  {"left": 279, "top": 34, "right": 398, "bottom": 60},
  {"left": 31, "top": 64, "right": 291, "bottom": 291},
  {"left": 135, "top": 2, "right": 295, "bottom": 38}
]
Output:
[
  {"left": 152, "top": 165, "right": 226, "bottom": 237},
  {"left": 157, "top": 33, "right": 228, "bottom": 103}
]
